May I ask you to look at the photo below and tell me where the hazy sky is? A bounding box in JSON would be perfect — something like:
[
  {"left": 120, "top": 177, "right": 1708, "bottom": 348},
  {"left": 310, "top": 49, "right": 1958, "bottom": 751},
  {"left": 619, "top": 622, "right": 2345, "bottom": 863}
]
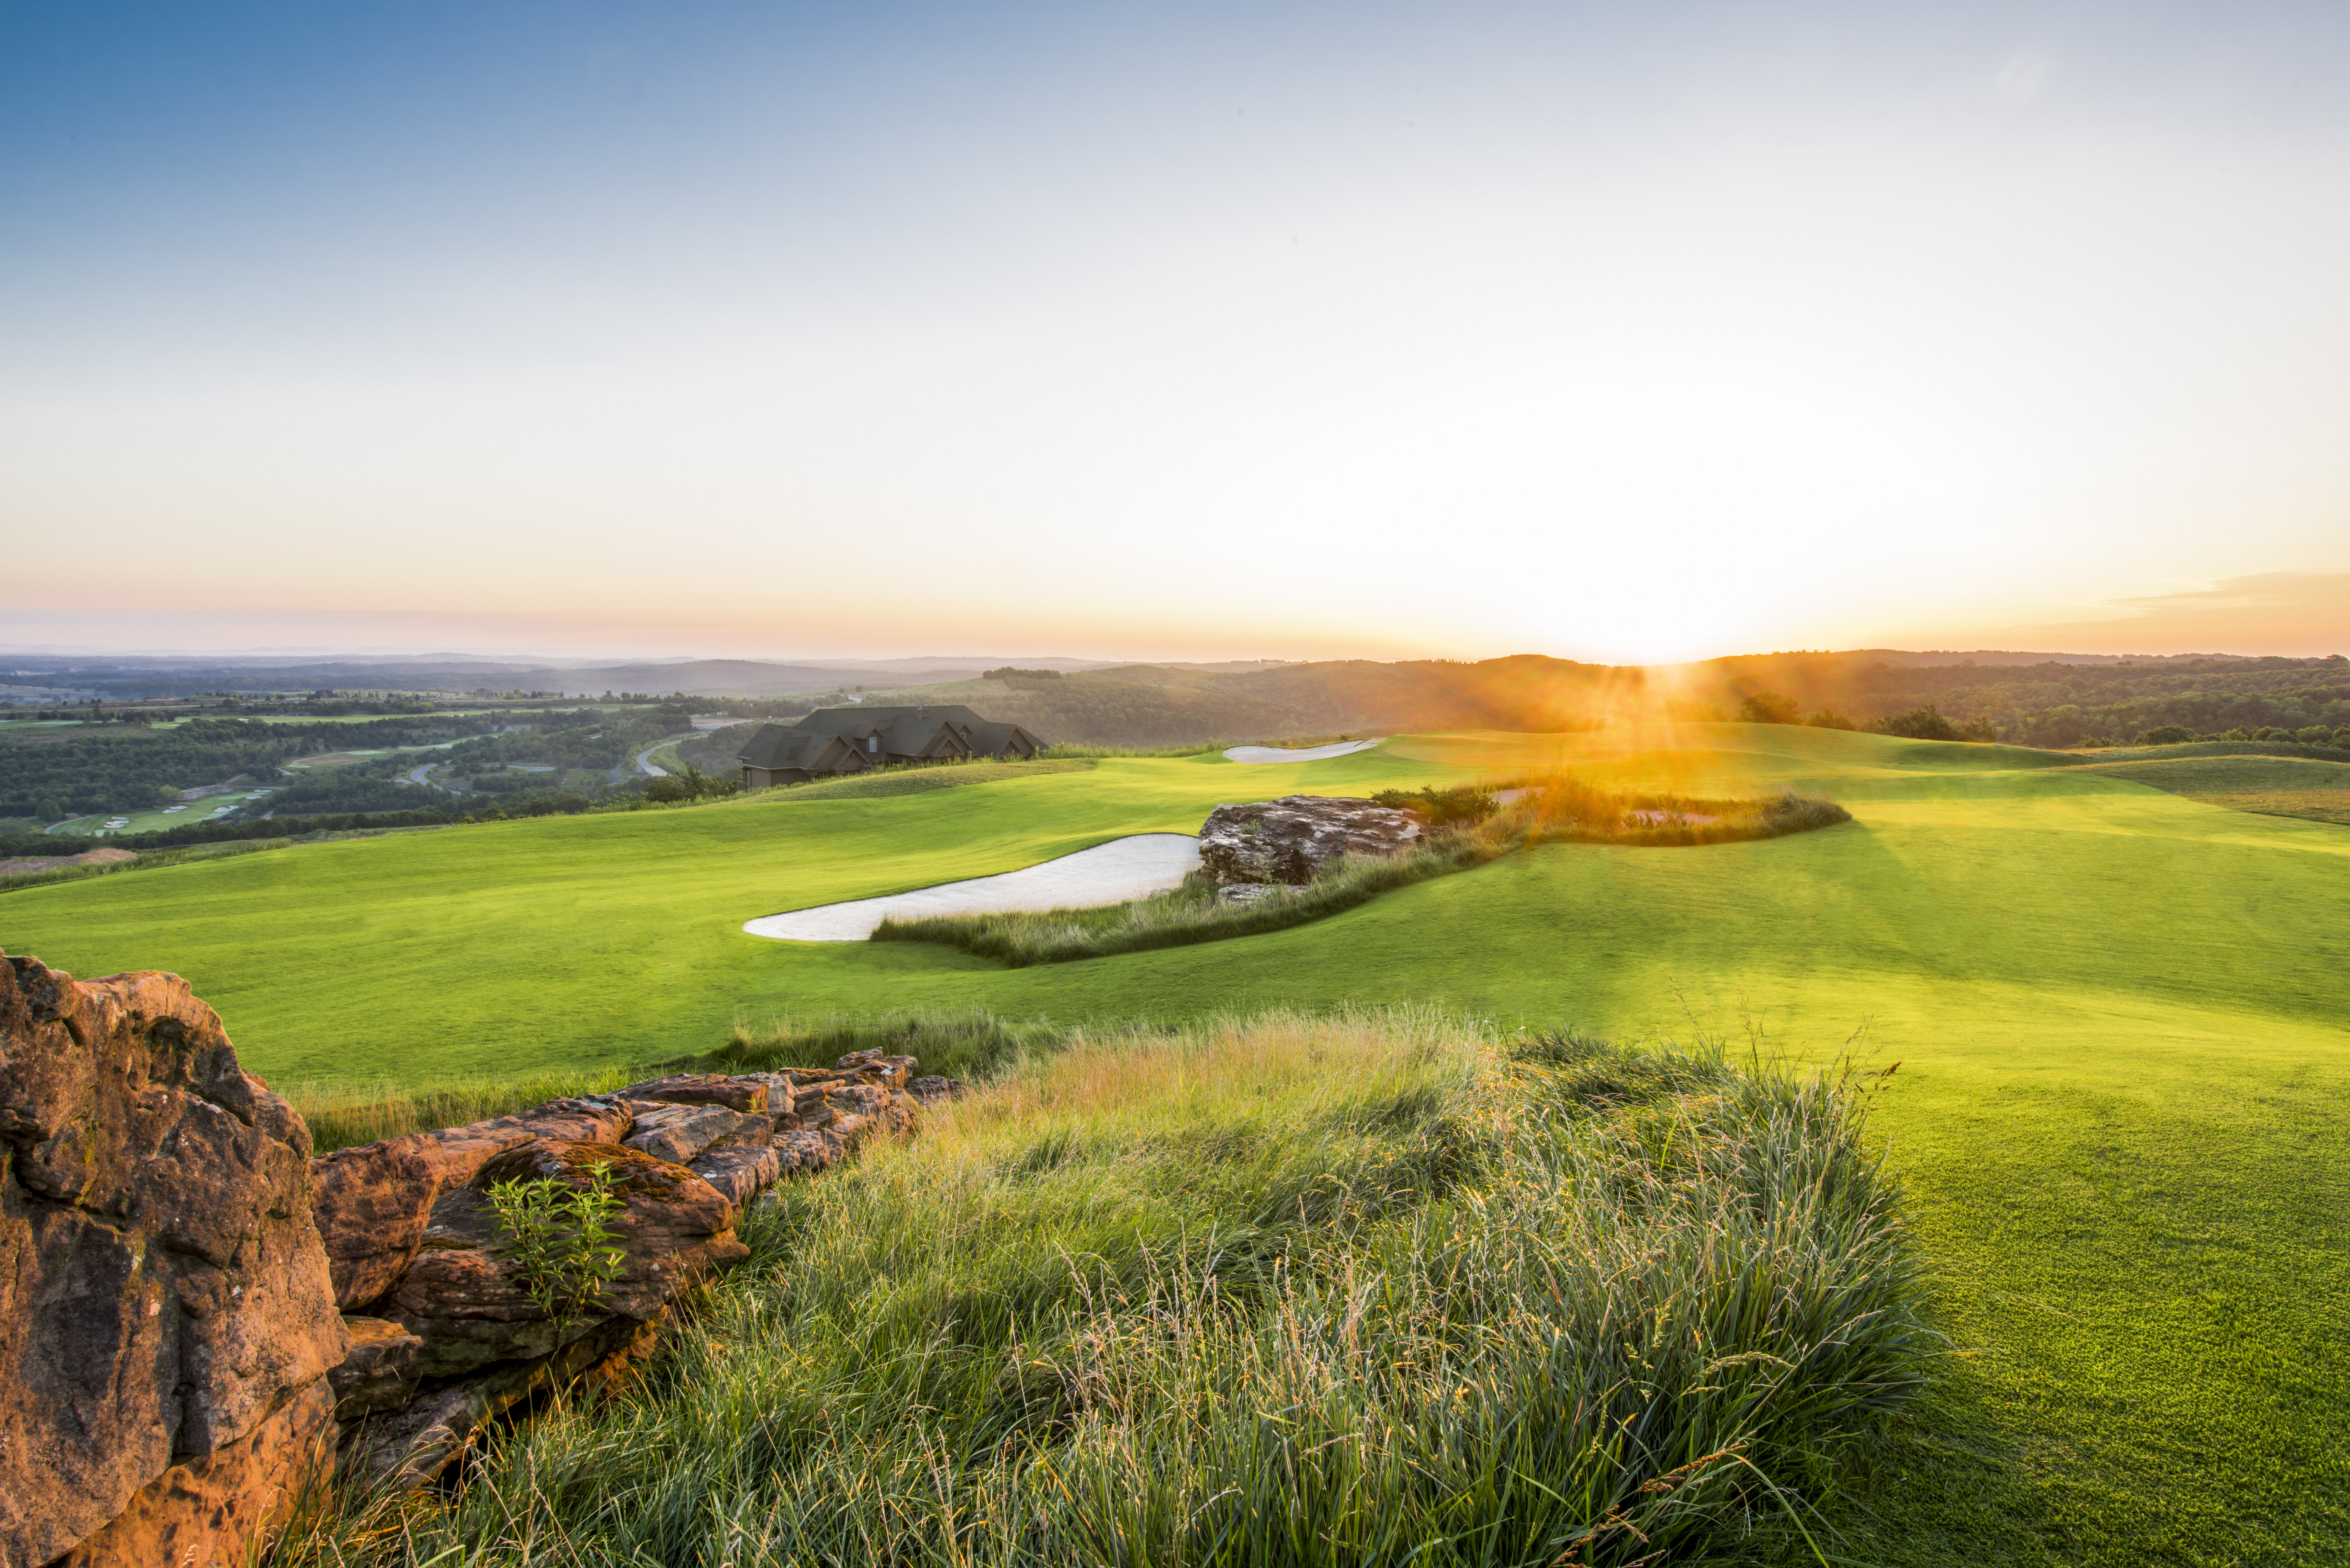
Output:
[{"left": 5, "top": 1, "right": 2347, "bottom": 662}]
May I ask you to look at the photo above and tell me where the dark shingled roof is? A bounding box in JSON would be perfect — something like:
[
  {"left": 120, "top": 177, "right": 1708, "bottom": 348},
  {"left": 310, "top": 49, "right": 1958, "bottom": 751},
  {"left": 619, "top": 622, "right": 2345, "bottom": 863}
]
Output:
[{"left": 737, "top": 705, "right": 1046, "bottom": 770}]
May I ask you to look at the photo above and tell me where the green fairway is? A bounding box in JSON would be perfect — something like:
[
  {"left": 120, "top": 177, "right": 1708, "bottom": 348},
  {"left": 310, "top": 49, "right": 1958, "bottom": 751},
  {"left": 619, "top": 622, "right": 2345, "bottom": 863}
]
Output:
[
  {"left": 2068, "top": 750, "right": 2350, "bottom": 827},
  {"left": 48, "top": 784, "right": 281, "bottom": 838},
  {"left": 4, "top": 723, "right": 2346, "bottom": 1563}
]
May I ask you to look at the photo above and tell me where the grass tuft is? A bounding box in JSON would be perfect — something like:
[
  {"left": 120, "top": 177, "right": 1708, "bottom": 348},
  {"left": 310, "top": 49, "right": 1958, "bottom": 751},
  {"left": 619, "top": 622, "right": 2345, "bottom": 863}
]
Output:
[{"left": 279, "top": 1007, "right": 1932, "bottom": 1566}]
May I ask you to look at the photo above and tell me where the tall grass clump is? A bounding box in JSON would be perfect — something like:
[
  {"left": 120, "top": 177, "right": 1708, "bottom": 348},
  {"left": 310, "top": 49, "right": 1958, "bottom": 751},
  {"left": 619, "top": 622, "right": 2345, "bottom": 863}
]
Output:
[
  {"left": 284, "top": 1008, "right": 1933, "bottom": 1567},
  {"left": 285, "top": 1064, "right": 657, "bottom": 1154},
  {"left": 696, "top": 1006, "right": 1071, "bottom": 1083},
  {"left": 288, "top": 1009, "right": 1066, "bottom": 1151},
  {"left": 1512, "top": 780, "right": 1852, "bottom": 847}
]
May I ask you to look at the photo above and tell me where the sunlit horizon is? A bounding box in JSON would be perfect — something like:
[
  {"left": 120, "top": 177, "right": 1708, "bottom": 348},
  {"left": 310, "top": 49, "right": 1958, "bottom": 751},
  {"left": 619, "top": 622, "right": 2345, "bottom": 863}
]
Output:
[{"left": 6, "top": 3, "right": 2347, "bottom": 663}]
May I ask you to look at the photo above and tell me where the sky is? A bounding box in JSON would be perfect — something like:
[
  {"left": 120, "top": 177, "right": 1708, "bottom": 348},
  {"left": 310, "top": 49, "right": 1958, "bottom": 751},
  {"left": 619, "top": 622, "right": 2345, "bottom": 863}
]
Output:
[{"left": 4, "top": 0, "right": 2347, "bottom": 664}]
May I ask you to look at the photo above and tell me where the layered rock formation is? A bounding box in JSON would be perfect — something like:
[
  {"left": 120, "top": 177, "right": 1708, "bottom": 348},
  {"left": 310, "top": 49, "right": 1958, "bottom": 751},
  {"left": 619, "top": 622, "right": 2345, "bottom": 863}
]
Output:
[
  {"left": 1, "top": 953, "right": 345, "bottom": 1568},
  {"left": 1197, "top": 795, "right": 1424, "bottom": 887},
  {"left": 3, "top": 947, "right": 951, "bottom": 1565},
  {"left": 314, "top": 1050, "right": 933, "bottom": 1486}
]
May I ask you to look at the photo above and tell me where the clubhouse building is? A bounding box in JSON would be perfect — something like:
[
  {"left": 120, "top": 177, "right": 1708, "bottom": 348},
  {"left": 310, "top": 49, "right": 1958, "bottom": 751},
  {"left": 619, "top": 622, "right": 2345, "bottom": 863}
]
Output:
[{"left": 736, "top": 705, "right": 1047, "bottom": 788}]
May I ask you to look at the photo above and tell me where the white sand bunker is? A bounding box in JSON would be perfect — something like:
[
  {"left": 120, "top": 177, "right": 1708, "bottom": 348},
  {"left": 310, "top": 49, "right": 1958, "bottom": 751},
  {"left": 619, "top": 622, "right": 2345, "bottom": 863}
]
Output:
[
  {"left": 745, "top": 833, "right": 1202, "bottom": 942},
  {"left": 1223, "top": 738, "right": 1386, "bottom": 764}
]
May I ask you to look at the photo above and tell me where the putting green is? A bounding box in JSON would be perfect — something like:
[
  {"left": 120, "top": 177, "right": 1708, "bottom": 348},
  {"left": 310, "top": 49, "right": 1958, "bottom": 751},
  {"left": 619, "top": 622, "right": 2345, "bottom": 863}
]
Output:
[{"left": 3, "top": 724, "right": 2345, "bottom": 1563}]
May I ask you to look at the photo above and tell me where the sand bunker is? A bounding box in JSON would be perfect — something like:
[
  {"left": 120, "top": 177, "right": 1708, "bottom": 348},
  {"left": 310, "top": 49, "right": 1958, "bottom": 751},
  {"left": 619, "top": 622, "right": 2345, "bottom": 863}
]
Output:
[
  {"left": 744, "top": 833, "right": 1202, "bottom": 942},
  {"left": 1223, "top": 739, "right": 1385, "bottom": 764}
]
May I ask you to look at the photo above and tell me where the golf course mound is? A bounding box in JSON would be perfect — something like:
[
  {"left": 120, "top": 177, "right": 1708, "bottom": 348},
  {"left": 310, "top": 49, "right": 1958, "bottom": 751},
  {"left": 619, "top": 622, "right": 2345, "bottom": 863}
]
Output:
[{"left": 2061, "top": 750, "right": 2350, "bottom": 826}]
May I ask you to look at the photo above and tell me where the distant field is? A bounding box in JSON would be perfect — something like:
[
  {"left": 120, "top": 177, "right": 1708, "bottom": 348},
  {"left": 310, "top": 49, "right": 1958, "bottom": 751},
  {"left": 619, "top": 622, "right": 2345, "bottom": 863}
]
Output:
[
  {"left": 47, "top": 785, "right": 279, "bottom": 838},
  {"left": 4, "top": 725, "right": 2346, "bottom": 1564}
]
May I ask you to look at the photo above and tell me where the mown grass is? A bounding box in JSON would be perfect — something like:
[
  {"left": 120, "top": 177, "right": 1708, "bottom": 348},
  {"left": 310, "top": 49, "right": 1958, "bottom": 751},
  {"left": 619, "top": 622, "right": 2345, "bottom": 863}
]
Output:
[
  {"left": 872, "top": 788, "right": 1848, "bottom": 968},
  {"left": 2065, "top": 751, "right": 2350, "bottom": 826},
  {"left": 761, "top": 758, "right": 1099, "bottom": 802},
  {"left": 284, "top": 1008, "right": 1929, "bottom": 1567}
]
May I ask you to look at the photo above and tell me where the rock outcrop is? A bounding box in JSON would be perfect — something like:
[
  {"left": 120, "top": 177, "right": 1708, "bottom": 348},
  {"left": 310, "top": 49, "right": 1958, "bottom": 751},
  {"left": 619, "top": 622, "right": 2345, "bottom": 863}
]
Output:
[
  {"left": 1197, "top": 795, "right": 1423, "bottom": 887},
  {"left": 5, "top": 944, "right": 935, "bottom": 1563},
  {"left": 329, "top": 1054, "right": 923, "bottom": 1486},
  {"left": 1, "top": 952, "right": 345, "bottom": 1568}
]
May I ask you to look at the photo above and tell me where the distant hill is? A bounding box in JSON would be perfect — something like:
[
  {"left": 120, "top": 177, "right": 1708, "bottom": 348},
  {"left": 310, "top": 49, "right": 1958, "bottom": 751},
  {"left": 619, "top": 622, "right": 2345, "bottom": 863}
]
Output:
[{"left": 8, "top": 647, "right": 2342, "bottom": 750}]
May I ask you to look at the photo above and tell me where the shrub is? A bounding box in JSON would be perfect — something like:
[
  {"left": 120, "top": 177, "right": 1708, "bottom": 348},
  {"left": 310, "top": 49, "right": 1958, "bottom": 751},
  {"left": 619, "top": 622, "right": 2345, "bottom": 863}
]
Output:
[
  {"left": 1738, "top": 691, "right": 1801, "bottom": 724},
  {"left": 1805, "top": 708, "right": 1858, "bottom": 730},
  {"left": 488, "top": 1164, "right": 627, "bottom": 1324},
  {"left": 1867, "top": 704, "right": 1961, "bottom": 741},
  {"left": 2136, "top": 725, "right": 2197, "bottom": 746},
  {"left": 1369, "top": 783, "right": 1497, "bottom": 826},
  {"left": 2294, "top": 725, "right": 2333, "bottom": 745}
]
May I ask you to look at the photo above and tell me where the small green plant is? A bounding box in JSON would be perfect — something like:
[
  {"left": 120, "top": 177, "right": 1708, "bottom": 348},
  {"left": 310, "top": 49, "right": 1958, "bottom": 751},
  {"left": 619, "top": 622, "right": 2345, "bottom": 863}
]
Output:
[{"left": 488, "top": 1162, "right": 627, "bottom": 1322}]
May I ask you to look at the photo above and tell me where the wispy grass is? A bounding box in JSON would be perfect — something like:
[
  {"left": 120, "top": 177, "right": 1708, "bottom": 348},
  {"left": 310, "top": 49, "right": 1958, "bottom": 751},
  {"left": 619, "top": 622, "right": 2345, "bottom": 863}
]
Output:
[
  {"left": 875, "top": 785, "right": 1852, "bottom": 968},
  {"left": 281, "top": 1008, "right": 1932, "bottom": 1566},
  {"left": 697, "top": 1006, "right": 1072, "bottom": 1083},
  {"left": 282, "top": 1010, "right": 1068, "bottom": 1153},
  {"left": 283, "top": 1065, "right": 656, "bottom": 1154},
  {"left": 1513, "top": 780, "right": 1853, "bottom": 847}
]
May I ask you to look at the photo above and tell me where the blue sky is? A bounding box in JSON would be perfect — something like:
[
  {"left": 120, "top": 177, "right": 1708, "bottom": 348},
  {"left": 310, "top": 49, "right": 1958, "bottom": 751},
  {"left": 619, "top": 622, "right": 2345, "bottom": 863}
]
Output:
[{"left": 5, "top": 1, "right": 2347, "bottom": 659}]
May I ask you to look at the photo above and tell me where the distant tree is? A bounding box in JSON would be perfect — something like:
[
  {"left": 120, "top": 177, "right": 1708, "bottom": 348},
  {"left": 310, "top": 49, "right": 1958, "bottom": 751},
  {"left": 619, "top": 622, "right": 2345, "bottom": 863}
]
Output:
[
  {"left": 2135, "top": 725, "right": 2196, "bottom": 745},
  {"left": 2293, "top": 725, "right": 2332, "bottom": 744},
  {"left": 1803, "top": 708, "right": 1858, "bottom": 731},
  {"left": 2336, "top": 726, "right": 2350, "bottom": 749},
  {"left": 1867, "top": 705, "right": 1961, "bottom": 742},
  {"left": 1737, "top": 692, "right": 1800, "bottom": 724},
  {"left": 35, "top": 797, "right": 61, "bottom": 822}
]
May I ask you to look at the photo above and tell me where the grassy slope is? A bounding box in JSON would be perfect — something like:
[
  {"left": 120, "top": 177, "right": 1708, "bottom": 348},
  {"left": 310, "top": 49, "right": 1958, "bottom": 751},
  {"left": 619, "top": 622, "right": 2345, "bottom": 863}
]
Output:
[
  {"left": 6, "top": 726, "right": 2347, "bottom": 1563},
  {"left": 2068, "top": 750, "right": 2350, "bottom": 826}
]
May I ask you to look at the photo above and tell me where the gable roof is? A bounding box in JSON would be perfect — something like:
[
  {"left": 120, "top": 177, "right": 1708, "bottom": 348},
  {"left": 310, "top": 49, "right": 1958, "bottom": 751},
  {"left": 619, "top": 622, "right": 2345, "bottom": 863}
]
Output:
[
  {"left": 739, "top": 705, "right": 1048, "bottom": 768},
  {"left": 738, "top": 725, "right": 853, "bottom": 770},
  {"left": 792, "top": 705, "right": 988, "bottom": 739}
]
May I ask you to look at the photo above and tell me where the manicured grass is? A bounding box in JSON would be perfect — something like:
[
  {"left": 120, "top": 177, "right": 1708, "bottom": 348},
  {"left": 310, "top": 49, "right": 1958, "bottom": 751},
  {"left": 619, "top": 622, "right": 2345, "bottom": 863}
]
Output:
[
  {"left": 7, "top": 723, "right": 2348, "bottom": 1562},
  {"left": 2069, "top": 751, "right": 2350, "bottom": 826}
]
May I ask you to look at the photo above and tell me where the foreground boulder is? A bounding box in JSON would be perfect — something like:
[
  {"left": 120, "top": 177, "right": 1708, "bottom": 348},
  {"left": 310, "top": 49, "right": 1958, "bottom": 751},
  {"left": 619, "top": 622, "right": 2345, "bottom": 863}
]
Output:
[
  {"left": 1197, "top": 795, "right": 1424, "bottom": 887},
  {"left": 4, "top": 941, "right": 935, "bottom": 1551},
  {"left": 0, "top": 952, "right": 345, "bottom": 1568}
]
